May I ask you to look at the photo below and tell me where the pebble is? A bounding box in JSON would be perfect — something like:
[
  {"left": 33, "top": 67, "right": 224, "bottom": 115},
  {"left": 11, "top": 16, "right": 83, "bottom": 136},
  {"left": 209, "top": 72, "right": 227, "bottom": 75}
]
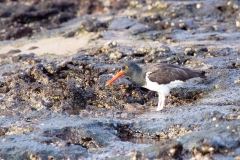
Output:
[
  {"left": 109, "top": 51, "right": 123, "bottom": 60},
  {"left": 236, "top": 20, "right": 240, "bottom": 28},
  {"left": 234, "top": 79, "right": 240, "bottom": 83},
  {"left": 99, "top": 41, "right": 118, "bottom": 53},
  {"left": 184, "top": 47, "right": 195, "bottom": 56},
  {"left": 196, "top": 3, "right": 202, "bottom": 9},
  {"left": 215, "top": 84, "right": 221, "bottom": 89},
  {"left": 105, "top": 41, "right": 117, "bottom": 48}
]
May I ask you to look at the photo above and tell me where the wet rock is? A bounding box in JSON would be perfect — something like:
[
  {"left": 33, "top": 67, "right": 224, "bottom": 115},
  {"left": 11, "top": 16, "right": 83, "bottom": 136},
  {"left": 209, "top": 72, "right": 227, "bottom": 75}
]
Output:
[
  {"left": 178, "top": 120, "right": 240, "bottom": 159},
  {"left": 44, "top": 122, "right": 117, "bottom": 149},
  {"left": 0, "top": 115, "right": 95, "bottom": 159},
  {"left": 0, "top": 0, "right": 240, "bottom": 159},
  {"left": 129, "top": 22, "right": 151, "bottom": 34},
  {"left": 109, "top": 17, "right": 137, "bottom": 30}
]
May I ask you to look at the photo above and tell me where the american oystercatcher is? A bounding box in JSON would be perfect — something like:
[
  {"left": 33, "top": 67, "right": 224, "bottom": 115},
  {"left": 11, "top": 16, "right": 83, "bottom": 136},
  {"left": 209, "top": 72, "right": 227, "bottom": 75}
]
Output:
[{"left": 106, "top": 62, "right": 206, "bottom": 111}]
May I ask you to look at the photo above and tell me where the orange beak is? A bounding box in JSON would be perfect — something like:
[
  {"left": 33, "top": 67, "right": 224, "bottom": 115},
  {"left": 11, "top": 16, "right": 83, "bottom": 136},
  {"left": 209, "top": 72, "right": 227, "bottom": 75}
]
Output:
[{"left": 106, "top": 70, "right": 124, "bottom": 86}]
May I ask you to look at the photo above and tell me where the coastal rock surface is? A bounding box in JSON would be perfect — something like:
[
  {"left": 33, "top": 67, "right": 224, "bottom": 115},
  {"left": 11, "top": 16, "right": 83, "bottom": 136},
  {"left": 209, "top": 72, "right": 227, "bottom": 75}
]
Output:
[{"left": 0, "top": 0, "right": 239, "bottom": 159}]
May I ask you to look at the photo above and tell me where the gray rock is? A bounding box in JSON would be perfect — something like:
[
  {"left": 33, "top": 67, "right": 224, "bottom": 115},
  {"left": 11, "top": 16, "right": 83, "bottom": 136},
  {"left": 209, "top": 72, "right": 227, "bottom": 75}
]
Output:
[
  {"left": 0, "top": 0, "right": 240, "bottom": 159},
  {"left": 109, "top": 17, "right": 137, "bottom": 30},
  {"left": 129, "top": 23, "right": 151, "bottom": 34}
]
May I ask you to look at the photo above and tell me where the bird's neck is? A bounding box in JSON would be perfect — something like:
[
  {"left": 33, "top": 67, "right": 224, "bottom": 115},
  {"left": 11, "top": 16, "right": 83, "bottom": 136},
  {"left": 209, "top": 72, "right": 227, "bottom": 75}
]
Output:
[{"left": 129, "top": 68, "right": 146, "bottom": 86}]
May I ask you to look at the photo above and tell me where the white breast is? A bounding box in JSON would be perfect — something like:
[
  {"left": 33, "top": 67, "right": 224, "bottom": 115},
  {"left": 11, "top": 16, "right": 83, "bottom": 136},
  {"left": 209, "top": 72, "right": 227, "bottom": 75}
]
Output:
[{"left": 142, "top": 72, "right": 184, "bottom": 96}]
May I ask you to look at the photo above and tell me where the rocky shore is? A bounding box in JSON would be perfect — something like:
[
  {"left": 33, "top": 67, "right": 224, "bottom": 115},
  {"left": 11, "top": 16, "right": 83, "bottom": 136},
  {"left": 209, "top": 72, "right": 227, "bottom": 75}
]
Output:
[{"left": 0, "top": 0, "right": 239, "bottom": 159}]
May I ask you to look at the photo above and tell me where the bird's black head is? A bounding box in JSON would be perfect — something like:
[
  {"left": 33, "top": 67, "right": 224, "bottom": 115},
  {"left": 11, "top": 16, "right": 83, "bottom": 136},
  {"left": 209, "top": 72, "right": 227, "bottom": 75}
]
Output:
[
  {"left": 105, "top": 62, "right": 145, "bottom": 87},
  {"left": 122, "top": 62, "right": 142, "bottom": 77}
]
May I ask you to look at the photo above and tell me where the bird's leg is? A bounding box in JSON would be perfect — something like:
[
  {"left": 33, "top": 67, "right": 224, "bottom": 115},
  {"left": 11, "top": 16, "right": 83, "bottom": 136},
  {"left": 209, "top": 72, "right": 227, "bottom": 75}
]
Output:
[{"left": 156, "top": 92, "right": 165, "bottom": 111}]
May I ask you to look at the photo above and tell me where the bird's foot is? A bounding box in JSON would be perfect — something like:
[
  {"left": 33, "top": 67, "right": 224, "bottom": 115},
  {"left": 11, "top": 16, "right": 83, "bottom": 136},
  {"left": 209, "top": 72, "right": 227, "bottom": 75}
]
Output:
[
  {"left": 156, "top": 92, "right": 165, "bottom": 111},
  {"left": 156, "top": 104, "right": 163, "bottom": 111}
]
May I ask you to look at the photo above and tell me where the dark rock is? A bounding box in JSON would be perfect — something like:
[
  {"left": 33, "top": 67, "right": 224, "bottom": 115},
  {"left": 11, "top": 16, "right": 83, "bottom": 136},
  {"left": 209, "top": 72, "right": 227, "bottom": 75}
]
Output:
[
  {"left": 52, "top": 12, "right": 75, "bottom": 24},
  {"left": 0, "top": 81, "right": 9, "bottom": 93},
  {"left": 82, "top": 16, "right": 108, "bottom": 32},
  {"left": 11, "top": 8, "right": 59, "bottom": 24},
  {"left": 28, "top": 46, "right": 39, "bottom": 50},
  {"left": 7, "top": 49, "right": 21, "bottom": 54},
  {"left": 0, "top": 8, "right": 12, "bottom": 18},
  {"left": 138, "top": 14, "right": 162, "bottom": 25},
  {"left": 4, "top": 27, "right": 33, "bottom": 40},
  {"left": 12, "top": 53, "right": 35, "bottom": 63},
  {"left": 63, "top": 31, "right": 76, "bottom": 38},
  {"left": 207, "top": 35, "right": 225, "bottom": 41},
  {"left": 184, "top": 47, "right": 195, "bottom": 56}
]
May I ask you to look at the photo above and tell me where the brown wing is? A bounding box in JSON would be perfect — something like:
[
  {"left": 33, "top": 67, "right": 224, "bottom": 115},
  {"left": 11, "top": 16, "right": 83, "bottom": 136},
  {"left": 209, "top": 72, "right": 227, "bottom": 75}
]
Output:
[{"left": 146, "top": 63, "right": 205, "bottom": 84}]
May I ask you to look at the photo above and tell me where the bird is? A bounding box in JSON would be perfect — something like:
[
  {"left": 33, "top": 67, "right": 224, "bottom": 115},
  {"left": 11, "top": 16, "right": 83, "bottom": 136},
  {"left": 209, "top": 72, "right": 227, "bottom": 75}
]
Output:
[{"left": 106, "top": 62, "right": 206, "bottom": 111}]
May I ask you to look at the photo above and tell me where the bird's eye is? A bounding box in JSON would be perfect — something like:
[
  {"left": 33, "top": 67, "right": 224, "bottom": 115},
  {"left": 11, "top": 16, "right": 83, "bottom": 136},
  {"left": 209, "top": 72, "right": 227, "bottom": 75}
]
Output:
[{"left": 125, "top": 66, "right": 128, "bottom": 69}]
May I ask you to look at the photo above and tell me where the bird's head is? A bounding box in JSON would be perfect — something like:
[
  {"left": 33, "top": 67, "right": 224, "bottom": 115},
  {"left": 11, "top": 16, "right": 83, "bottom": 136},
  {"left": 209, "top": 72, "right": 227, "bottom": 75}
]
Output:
[{"left": 105, "top": 62, "right": 141, "bottom": 86}]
